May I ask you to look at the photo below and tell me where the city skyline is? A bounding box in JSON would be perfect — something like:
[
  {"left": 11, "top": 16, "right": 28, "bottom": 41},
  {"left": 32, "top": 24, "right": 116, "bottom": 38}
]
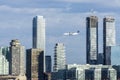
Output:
[{"left": 0, "top": 0, "right": 120, "bottom": 64}]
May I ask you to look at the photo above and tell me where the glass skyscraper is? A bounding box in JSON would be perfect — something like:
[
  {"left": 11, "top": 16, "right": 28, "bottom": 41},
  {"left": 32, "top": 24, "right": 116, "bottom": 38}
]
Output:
[
  {"left": 86, "top": 16, "right": 98, "bottom": 64},
  {"left": 53, "top": 43, "right": 66, "bottom": 71},
  {"left": 103, "top": 16, "right": 115, "bottom": 65},
  {"left": 32, "top": 16, "right": 45, "bottom": 50}
]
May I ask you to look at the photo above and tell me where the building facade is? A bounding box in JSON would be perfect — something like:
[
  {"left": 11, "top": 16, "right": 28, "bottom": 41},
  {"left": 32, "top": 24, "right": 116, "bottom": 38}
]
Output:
[
  {"left": 53, "top": 43, "right": 66, "bottom": 71},
  {"left": 45, "top": 55, "right": 52, "bottom": 73},
  {"left": 52, "top": 64, "right": 117, "bottom": 80},
  {"left": 9, "top": 39, "right": 25, "bottom": 76},
  {"left": 32, "top": 16, "right": 45, "bottom": 50},
  {"left": 103, "top": 16, "right": 116, "bottom": 65},
  {"left": 66, "top": 64, "right": 116, "bottom": 80},
  {"left": 86, "top": 16, "right": 98, "bottom": 64},
  {"left": 0, "top": 47, "right": 9, "bottom": 75},
  {"left": 26, "top": 48, "right": 44, "bottom": 80}
]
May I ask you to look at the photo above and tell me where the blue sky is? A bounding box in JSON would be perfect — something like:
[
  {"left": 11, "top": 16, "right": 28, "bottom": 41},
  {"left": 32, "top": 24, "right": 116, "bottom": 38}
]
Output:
[{"left": 0, "top": 0, "right": 120, "bottom": 64}]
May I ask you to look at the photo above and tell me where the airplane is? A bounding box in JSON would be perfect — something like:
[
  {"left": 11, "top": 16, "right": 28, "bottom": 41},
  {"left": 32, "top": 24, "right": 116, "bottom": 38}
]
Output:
[{"left": 63, "top": 31, "right": 80, "bottom": 36}]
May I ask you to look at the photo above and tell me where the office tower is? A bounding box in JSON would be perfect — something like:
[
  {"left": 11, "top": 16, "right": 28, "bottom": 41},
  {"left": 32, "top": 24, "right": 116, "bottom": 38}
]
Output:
[
  {"left": 103, "top": 16, "right": 115, "bottom": 65},
  {"left": 33, "top": 16, "right": 45, "bottom": 50},
  {"left": 9, "top": 39, "right": 25, "bottom": 76},
  {"left": 45, "top": 55, "right": 52, "bottom": 73},
  {"left": 53, "top": 43, "right": 66, "bottom": 71},
  {"left": 0, "top": 47, "right": 9, "bottom": 75},
  {"left": 26, "top": 48, "right": 44, "bottom": 80},
  {"left": 86, "top": 16, "right": 98, "bottom": 64}
]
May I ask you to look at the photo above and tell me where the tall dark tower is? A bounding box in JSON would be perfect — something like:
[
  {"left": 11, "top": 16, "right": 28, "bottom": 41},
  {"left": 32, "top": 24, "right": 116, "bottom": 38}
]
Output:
[
  {"left": 103, "top": 16, "right": 115, "bottom": 65},
  {"left": 86, "top": 16, "right": 98, "bottom": 64},
  {"left": 26, "top": 49, "right": 44, "bottom": 80}
]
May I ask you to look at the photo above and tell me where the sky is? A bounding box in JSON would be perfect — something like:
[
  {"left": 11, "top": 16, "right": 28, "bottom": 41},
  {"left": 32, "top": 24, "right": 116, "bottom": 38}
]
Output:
[{"left": 0, "top": 0, "right": 120, "bottom": 64}]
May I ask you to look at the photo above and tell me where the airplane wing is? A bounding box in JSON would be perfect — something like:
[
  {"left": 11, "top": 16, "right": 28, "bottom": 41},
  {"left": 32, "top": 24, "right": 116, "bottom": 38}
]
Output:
[{"left": 72, "top": 33, "right": 78, "bottom": 35}]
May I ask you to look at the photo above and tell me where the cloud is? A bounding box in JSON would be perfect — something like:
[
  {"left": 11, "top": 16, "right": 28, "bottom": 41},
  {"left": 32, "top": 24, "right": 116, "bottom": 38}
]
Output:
[
  {"left": 54, "top": 0, "right": 120, "bottom": 8},
  {"left": 0, "top": 5, "right": 63, "bottom": 14}
]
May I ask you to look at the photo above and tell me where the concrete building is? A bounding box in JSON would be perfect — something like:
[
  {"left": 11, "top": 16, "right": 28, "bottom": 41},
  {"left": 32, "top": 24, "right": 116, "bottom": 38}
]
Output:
[
  {"left": 103, "top": 16, "right": 116, "bottom": 65},
  {"left": 66, "top": 64, "right": 116, "bottom": 80},
  {"left": 86, "top": 16, "right": 98, "bottom": 64},
  {"left": 9, "top": 39, "right": 25, "bottom": 76},
  {"left": 26, "top": 48, "right": 44, "bottom": 80},
  {"left": 53, "top": 43, "right": 66, "bottom": 72},
  {"left": 0, "top": 47, "right": 9, "bottom": 75},
  {"left": 45, "top": 55, "right": 52, "bottom": 73}
]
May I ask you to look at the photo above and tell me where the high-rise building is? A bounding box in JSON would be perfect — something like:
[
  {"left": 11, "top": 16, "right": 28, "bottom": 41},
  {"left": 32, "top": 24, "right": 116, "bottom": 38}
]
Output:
[
  {"left": 9, "top": 39, "right": 25, "bottom": 76},
  {"left": 0, "top": 47, "right": 9, "bottom": 75},
  {"left": 86, "top": 16, "right": 98, "bottom": 64},
  {"left": 103, "top": 16, "right": 115, "bottom": 65},
  {"left": 26, "top": 48, "right": 44, "bottom": 80},
  {"left": 32, "top": 16, "right": 45, "bottom": 50},
  {"left": 53, "top": 43, "right": 66, "bottom": 71},
  {"left": 32, "top": 16, "right": 46, "bottom": 72},
  {"left": 45, "top": 55, "right": 52, "bottom": 73}
]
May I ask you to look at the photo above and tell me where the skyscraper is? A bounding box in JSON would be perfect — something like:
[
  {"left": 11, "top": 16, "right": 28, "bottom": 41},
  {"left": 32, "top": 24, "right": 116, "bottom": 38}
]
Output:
[
  {"left": 45, "top": 55, "right": 52, "bottom": 73},
  {"left": 53, "top": 43, "right": 66, "bottom": 71},
  {"left": 26, "top": 48, "right": 44, "bottom": 80},
  {"left": 33, "top": 16, "right": 46, "bottom": 72},
  {"left": 9, "top": 39, "right": 25, "bottom": 76},
  {"left": 103, "top": 16, "right": 115, "bottom": 65},
  {"left": 33, "top": 16, "right": 45, "bottom": 50},
  {"left": 86, "top": 16, "right": 98, "bottom": 64}
]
